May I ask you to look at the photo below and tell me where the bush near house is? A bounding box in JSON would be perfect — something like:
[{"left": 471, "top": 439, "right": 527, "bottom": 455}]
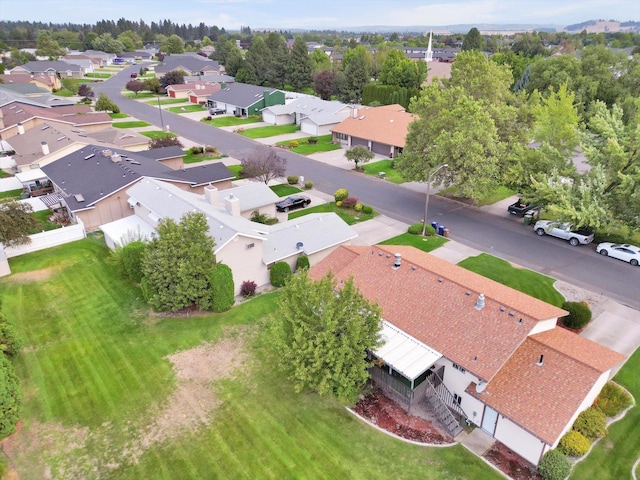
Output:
[
  {"left": 341, "top": 197, "right": 358, "bottom": 209},
  {"left": 559, "top": 430, "right": 590, "bottom": 457},
  {"left": 209, "top": 263, "right": 235, "bottom": 312},
  {"left": 334, "top": 188, "right": 348, "bottom": 202},
  {"left": 304, "top": 181, "right": 313, "bottom": 190},
  {"left": 0, "top": 354, "right": 21, "bottom": 439},
  {"left": 573, "top": 407, "right": 607, "bottom": 440},
  {"left": 240, "top": 280, "right": 257, "bottom": 297},
  {"left": 561, "top": 301, "right": 592, "bottom": 329},
  {"left": 287, "top": 176, "right": 299, "bottom": 185},
  {"left": 270, "top": 262, "right": 292, "bottom": 288},
  {"left": 296, "top": 255, "right": 310, "bottom": 271},
  {"left": 538, "top": 449, "right": 571, "bottom": 480},
  {"left": 408, "top": 222, "right": 436, "bottom": 236},
  {"left": 121, "top": 241, "right": 146, "bottom": 283},
  {"left": 594, "top": 382, "right": 632, "bottom": 416},
  {"left": 362, "top": 205, "right": 373, "bottom": 214}
]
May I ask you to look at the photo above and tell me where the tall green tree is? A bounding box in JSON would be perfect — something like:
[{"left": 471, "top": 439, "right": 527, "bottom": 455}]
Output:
[
  {"left": 35, "top": 31, "right": 64, "bottom": 58},
  {"left": 163, "top": 34, "right": 185, "bottom": 54},
  {"left": 94, "top": 92, "right": 120, "bottom": 113},
  {"left": 309, "top": 48, "right": 331, "bottom": 74},
  {"left": 269, "top": 271, "right": 382, "bottom": 404},
  {"left": 0, "top": 202, "right": 38, "bottom": 247},
  {"left": 141, "top": 212, "right": 216, "bottom": 312},
  {"left": 378, "top": 49, "right": 426, "bottom": 89},
  {"left": 287, "top": 37, "right": 314, "bottom": 91},
  {"left": 337, "top": 46, "right": 371, "bottom": 103},
  {"left": 461, "top": 27, "right": 485, "bottom": 51},
  {"left": 245, "top": 36, "right": 271, "bottom": 86}
]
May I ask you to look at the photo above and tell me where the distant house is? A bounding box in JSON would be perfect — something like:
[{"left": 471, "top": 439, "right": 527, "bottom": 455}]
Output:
[
  {"left": 310, "top": 245, "right": 625, "bottom": 465},
  {"left": 0, "top": 73, "right": 58, "bottom": 92},
  {"left": 40, "top": 145, "right": 234, "bottom": 230},
  {"left": 101, "top": 178, "right": 358, "bottom": 294},
  {"left": 331, "top": 104, "right": 415, "bottom": 158},
  {"left": 207, "top": 82, "right": 285, "bottom": 117},
  {"left": 154, "top": 53, "right": 222, "bottom": 77},
  {"left": 8, "top": 60, "right": 85, "bottom": 79},
  {"left": 165, "top": 81, "right": 221, "bottom": 102},
  {"left": 262, "top": 96, "right": 355, "bottom": 136}
]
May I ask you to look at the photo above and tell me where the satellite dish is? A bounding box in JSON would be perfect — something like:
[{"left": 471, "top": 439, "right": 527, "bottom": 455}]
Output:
[{"left": 475, "top": 381, "right": 487, "bottom": 393}]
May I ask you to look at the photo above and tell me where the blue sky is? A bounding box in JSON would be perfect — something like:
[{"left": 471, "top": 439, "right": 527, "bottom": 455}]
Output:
[{"left": 1, "top": 0, "right": 638, "bottom": 30}]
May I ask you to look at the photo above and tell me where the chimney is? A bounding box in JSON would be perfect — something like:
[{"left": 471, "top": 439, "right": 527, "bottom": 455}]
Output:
[
  {"left": 475, "top": 293, "right": 485, "bottom": 310},
  {"left": 204, "top": 184, "right": 219, "bottom": 206},
  {"left": 17, "top": 123, "right": 25, "bottom": 135},
  {"left": 393, "top": 253, "right": 401, "bottom": 270},
  {"left": 224, "top": 193, "right": 240, "bottom": 217},
  {"left": 537, "top": 355, "right": 544, "bottom": 366},
  {"left": 111, "top": 153, "right": 121, "bottom": 163},
  {"left": 41, "top": 141, "right": 49, "bottom": 155}
]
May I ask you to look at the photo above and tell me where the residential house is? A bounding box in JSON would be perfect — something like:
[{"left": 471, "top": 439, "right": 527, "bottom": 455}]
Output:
[
  {"left": 262, "top": 96, "right": 356, "bottom": 136},
  {"left": 40, "top": 145, "right": 234, "bottom": 230},
  {"left": 331, "top": 104, "right": 415, "bottom": 158},
  {"left": 154, "top": 53, "right": 222, "bottom": 78},
  {"left": 78, "top": 50, "right": 117, "bottom": 66},
  {"left": 309, "top": 245, "right": 625, "bottom": 466},
  {"left": 8, "top": 60, "right": 85, "bottom": 79},
  {"left": 0, "top": 73, "right": 58, "bottom": 92},
  {"left": 60, "top": 54, "right": 98, "bottom": 74},
  {"left": 207, "top": 82, "right": 285, "bottom": 117},
  {"left": 165, "top": 81, "right": 221, "bottom": 102},
  {"left": 102, "top": 178, "right": 358, "bottom": 294}
]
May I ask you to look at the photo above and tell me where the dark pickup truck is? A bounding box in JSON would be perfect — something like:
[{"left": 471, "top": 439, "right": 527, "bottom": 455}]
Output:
[{"left": 508, "top": 199, "right": 538, "bottom": 216}]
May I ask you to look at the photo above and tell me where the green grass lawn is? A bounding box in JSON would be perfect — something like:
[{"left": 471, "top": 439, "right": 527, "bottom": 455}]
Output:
[
  {"left": 85, "top": 73, "right": 112, "bottom": 79},
  {"left": 182, "top": 151, "right": 223, "bottom": 164},
  {"left": 166, "top": 105, "right": 207, "bottom": 114},
  {"left": 457, "top": 253, "right": 565, "bottom": 307},
  {"left": 202, "top": 116, "right": 262, "bottom": 127},
  {"left": 270, "top": 184, "right": 302, "bottom": 197},
  {"left": 0, "top": 240, "right": 502, "bottom": 480},
  {"left": 122, "top": 92, "right": 157, "bottom": 99},
  {"left": 30, "top": 210, "right": 60, "bottom": 232},
  {"left": 288, "top": 202, "right": 376, "bottom": 225},
  {"left": 139, "top": 131, "right": 177, "bottom": 140},
  {"left": 0, "top": 170, "right": 12, "bottom": 178},
  {"left": 145, "top": 98, "right": 193, "bottom": 106},
  {"left": 238, "top": 124, "right": 299, "bottom": 139},
  {"left": 112, "top": 121, "right": 152, "bottom": 129},
  {"left": 378, "top": 232, "right": 448, "bottom": 252},
  {"left": 108, "top": 113, "right": 130, "bottom": 119},
  {"left": 226, "top": 164, "right": 243, "bottom": 179},
  {"left": 362, "top": 160, "right": 406, "bottom": 184},
  {"left": 0, "top": 188, "right": 23, "bottom": 202},
  {"left": 571, "top": 347, "right": 640, "bottom": 479},
  {"left": 275, "top": 135, "right": 341, "bottom": 155}
]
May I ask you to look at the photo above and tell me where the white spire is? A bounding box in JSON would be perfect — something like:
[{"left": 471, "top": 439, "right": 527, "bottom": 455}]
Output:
[{"left": 426, "top": 30, "right": 433, "bottom": 63}]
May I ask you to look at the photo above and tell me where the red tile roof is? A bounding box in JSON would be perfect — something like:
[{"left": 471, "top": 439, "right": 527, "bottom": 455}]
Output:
[
  {"left": 309, "top": 245, "right": 567, "bottom": 381},
  {"left": 330, "top": 105, "right": 415, "bottom": 148}
]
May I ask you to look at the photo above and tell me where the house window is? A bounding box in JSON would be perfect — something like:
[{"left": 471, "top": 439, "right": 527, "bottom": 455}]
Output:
[
  {"left": 452, "top": 363, "right": 466, "bottom": 374},
  {"left": 335, "top": 132, "right": 348, "bottom": 140},
  {"left": 453, "top": 393, "right": 462, "bottom": 406}
]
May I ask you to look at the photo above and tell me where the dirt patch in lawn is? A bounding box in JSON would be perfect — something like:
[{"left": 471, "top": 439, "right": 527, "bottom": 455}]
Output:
[
  {"left": 483, "top": 441, "right": 543, "bottom": 480},
  {"left": 5, "top": 267, "right": 61, "bottom": 283},
  {"left": 2, "top": 329, "right": 252, "bottom": 478}
]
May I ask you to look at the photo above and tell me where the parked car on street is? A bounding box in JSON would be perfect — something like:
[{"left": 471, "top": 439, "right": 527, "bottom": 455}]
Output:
[
  {"left": 130, "top": 72, "right": 138, "bottom": 78},
  {"left": 508, "top": 199, "right": 538, "bottom": 216},
  {"left": 596, "top": 243, "right": 640, "bottom": 266},
  {"left": 533, "top": 220, "right": 594, "bottom": 246},
  {"left": 275, "top": 195, "right": 311, "bottom": 213},
  {"left": 208, "top": 108, "right": 226, "bottom": 115}
]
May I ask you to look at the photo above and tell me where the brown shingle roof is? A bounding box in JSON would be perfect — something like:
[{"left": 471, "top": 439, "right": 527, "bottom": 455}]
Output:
[
  {"left": 469, "top": 328, "right": 624, "bottom": 444},
  {"left": 309, "top": 245, "right": 567, "bottom": 381},
  {"left": 331, "top": 104, "right": 415, "bottom": 148}
]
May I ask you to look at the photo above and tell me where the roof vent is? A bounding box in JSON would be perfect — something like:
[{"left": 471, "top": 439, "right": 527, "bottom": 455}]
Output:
[
  {"left": 411, "top": 265, "right": 417, "bottom": 271},
  {"left": 393, "top": 253, "right": 401, "bottom": 270},
  {"left": 296, "top": 242, "right": 303, "bottom": 250},
  {"left": 537, "top": 355, "right": 544, "bottom": 366},
  {"left": 508, "top": 311, "right": 516, "bottom": 317},
  {"left": 465, "top": 290, "right": 471, "bottom": 296},
  {"left": 438, "top": 277, "right": 443, "bottom": 283},
  {"left": 499, "top": 306, "right": 506, "bottom": 312},
  {"left": 517, "top": 318, "right": 523, "bottom": 325},
  {"left": 475, "top": 293, "right": 485, "bottom": 310}
]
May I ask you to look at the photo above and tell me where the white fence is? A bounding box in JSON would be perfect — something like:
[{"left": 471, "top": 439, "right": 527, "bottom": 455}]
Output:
[
  {"left": 0, "top": 176, "right": 22, "bottom": 193},
  {"left": 2, "top": 220, "right": 86, "bottom": 259}
]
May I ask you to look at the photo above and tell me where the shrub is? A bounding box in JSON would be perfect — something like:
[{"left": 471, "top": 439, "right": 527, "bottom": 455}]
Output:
[
  {"left": 561, "top": 301, "right": 592, "bottom": 329},
  {"left": 334, "top": 188, "right": 349, "bottom": 202},
  {"left": 288, "top": 140, "right": 299, "bottom": 148},
  {"left": 336, "top": 201, "right": 343, "bottom": 208},
  {"left": 594, "top": 382, "right": 633, "bottom": 416},
  {"left": 296, "top": 255, "right": 310, "bottom": 271},
  {"left": 354, "top": 203, "right": 363, "bottom": 212},
  {"left": 250, "top": 210, "right": 269, "bottom": 224},
  {"left": 140, "top": 277, "right": 151, "bottom": 302},
  {"left": 121, "top": 241, "right": 146, "bottom": 283},
  {"left": 538, "top": 449, "right": 572, "bottom": 480},
  {"left": 0, "top": 354, "right": 22, "bottom": 439},
  {"left": 307, "top": 136, "right": 318, "bottom": 144},
  {"left": 0, "top": 320, "right": 23, "bottom": 358},
  {"left": 408, "top": 222, "right": 433, "bottom": 235},
  {"left": 190, "top": 145, "right": 204, "bottom": 154},
  {"left": 209, "top": 263, "right": 235, "bottom": 312},
  {"left": 287, "top": 175, "right": 299, "bottom": 185},
  {"left": 270, "top": 262, "right": 292, "bottom": 288},
  {"left": 573, "top": 407, "right": 607, "bottom": 440},
  {"left": 362, "top": 205, "right": 373, "bottom": 214},
  {"left": 240, "top": 280, "right": 257, "bottom": 297},
  {"left": 304, "top": 181, "right": 313, "bottom": 190},
  {"left": 559, "top": 430, "right": 590, "bottom": 457},
  {"left": 342, "top": 197, "right": 358, "bottom": 208},
  {"left": 205, "top": 145, "right": 218, "bottom": 153}
]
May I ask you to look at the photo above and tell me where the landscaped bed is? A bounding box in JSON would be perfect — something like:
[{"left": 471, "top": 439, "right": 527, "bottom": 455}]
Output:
[{"left": 483, "top": 441, "right": 542, "bottom": 480}]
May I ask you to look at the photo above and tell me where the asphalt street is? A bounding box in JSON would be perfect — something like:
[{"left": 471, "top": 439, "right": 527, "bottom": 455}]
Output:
[{"left": 92, "top": 66, "right": 640, "bottom": 310}]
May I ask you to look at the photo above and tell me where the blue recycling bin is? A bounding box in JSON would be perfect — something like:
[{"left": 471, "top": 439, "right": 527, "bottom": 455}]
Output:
[
  {"left": 431, "top": 221, "right": 438, "bottom": 232},
  {"left": 438, "top": 225, "right": 445, "bottom": 236}
]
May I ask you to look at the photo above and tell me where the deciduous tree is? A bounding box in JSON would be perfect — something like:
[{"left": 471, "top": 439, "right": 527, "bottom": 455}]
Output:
[
  {"left": 240, "top": 145, "right": 286, "bottom": 184},
  {"left": 95, "top": 92, "right": 120, "bottom": 113},
  {"left": 345, "top": 145, "right": 374, "bottom": 170},
  {"left": 0, "top": 202, "right": 38, "bottom": 247},
  {"left": 313, "top": 70, "right": 337, "bottom": 100},
  {"left": 269, "top": 271, "right": 381, "bottom": 404},
  {"left": 125, "top": 79, "right": 146, "bottom": 96}
]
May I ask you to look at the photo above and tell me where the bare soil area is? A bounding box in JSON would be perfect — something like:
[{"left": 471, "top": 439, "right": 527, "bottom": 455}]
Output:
[
  {"left": 483, "top": 441, "right": 543, "bottom": 480},
  {"left": 5, "top": 267, "right": 61, "bottom": 283}
]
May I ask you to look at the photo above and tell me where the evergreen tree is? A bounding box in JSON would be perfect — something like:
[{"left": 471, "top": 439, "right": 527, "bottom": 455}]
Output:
[{"left": 287, "top": 37, "right": 314, "bottom": 91}]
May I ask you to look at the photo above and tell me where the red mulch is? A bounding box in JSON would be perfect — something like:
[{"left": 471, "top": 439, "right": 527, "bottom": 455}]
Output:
[
  {"left": 354, "top": 390, "right": 543, "bottom": 480},
  {"left": 352, "top": 389, "right": 453, "bottom": 444},
  {"left": 483, "top": 441, "right": 543, "bottom": 480}
]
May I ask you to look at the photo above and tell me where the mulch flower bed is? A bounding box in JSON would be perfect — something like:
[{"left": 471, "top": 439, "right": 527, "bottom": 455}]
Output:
[{"left": 483, "top": 441, "right": 543, "bottom": 480}]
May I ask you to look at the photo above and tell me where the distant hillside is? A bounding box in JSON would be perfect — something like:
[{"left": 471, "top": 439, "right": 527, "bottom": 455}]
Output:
[
  {"left": 289, "top": 24, "right": 563, "bottom": 34},
  {"left": 564, "top": 20, "right": 640, "bottom": 33}
]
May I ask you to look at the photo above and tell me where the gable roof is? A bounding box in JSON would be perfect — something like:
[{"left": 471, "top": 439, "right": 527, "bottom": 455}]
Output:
[
  {"left": 154, "top": 54, "right": 220, "bottom": 75},
  {"left": 331, "top": 105, "right": 415, "bottom": 148},
  {"left": 264, "top": 96, "right": 352, "bottom": 126},
  {"left": 309, "top": 244, "right": 567, "bottom": 382},
  {"left": 0, "top": 73, "right": 57, "bottom": 88},
  {"left": 208, "top": 82, "right": 283, "bottom": 109},
  {"left": 0, "top": 86, "right": 76, "bottom": 110},
  {"left": 11, "top": 61, "right": 83, "bottom": 74},
  {"left": 41, "top": 145, "right": 233, "bottom": 211},
  {"left": 469, "top": 328, "right": 624, "bottom": 445}
]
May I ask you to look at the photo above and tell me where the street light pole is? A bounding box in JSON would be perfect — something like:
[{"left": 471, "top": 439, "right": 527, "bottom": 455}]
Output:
[
  {"left": 422, "top": 163, "right": 448, "bottom": 236},
  {"left": 157, "top": 95, "right": 165, "bottom": 131}
]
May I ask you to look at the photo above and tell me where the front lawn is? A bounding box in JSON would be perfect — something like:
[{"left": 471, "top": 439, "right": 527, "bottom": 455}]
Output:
[
  {"left": 85, "top": 73, "right": 111, "bottom": 79},
  {"left": 288, "top": 202, "right": 376, "bottom": 225},
  {"left": 378, "top": 232, "right": 448, "bottom": 252},
  {"left": 270, "top": 184, "right": 302, "bottom": 197},
  {"left": 122, "top": 92, "right": 158, "bottom": 99},
  {"left": 145, "top": 98, "right": 193, "bottom": 106},
  {"left": 112, "top": 121, "right": 152, "bottom": 128},
  {"left": 457, "top": 253, "right": 565, "bottom": 307},
  {"left": 202, "top": 116, "right": 261, "bottom": 127},
  {"left": 139, "top": 131, "right": 177, "bottom": 140},
  {"left": 167, "top": 105, "right": 207, "bottom": 114},
  {"left": 238, "top": 124, "right": 299, "bottom": 139},
  {"left": 0, "top": 240, "right": 501, "bottom": 480},
  {"left": 275, "top": 135, "right": 341, "bottom": 155},
  {"left": 109, "top": 113, "right": 130, "bottom": 119},
  {"left": 362, "top": 160, "right": 406, "bottom": 184},
  {"left": 182, "top": 151, "right": 223, "bottom": 164}
]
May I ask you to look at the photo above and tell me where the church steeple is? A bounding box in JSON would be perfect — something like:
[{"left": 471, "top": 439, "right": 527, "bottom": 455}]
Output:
[{"left": 425, "top": 30, "right": 433, "bottom": 63}]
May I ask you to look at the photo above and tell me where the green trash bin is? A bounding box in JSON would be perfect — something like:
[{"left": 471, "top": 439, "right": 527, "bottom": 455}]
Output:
[{"left": 523, "top": 214, "right": 533, "bottom": 225}]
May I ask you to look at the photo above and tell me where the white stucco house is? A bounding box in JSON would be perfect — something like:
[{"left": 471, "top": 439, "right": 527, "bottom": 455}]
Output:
[
  {"left": 261, "top": 97, "right": 355, "bottom": 136},
  {"left": 309, "top": 244, "right": 625, "bottom": 466},
  {"left": 100, "top": 178, "right": 358, "bottom": 294}
]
